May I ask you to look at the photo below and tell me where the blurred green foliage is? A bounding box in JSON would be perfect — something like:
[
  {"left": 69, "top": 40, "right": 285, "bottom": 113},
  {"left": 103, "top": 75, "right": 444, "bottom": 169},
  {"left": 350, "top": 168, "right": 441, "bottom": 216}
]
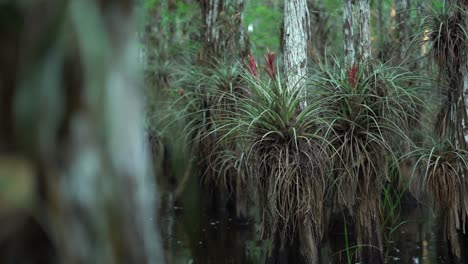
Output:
[
  {"left": 244, "top": 3, "right": 282, "bottom": 54},
  {"left": 144, "top": 0, "right": 158, "bottom": 10}
]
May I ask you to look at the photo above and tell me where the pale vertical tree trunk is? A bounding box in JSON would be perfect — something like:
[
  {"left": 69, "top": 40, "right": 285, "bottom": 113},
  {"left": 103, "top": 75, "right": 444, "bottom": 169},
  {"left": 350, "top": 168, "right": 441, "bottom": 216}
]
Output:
[
  {"left": 284, "top": 1, "right": 319, "bottom": 262},
  {"left": 357, "top": 0, "right": 371, "bottom": 65},
  {"left": 283, "top": 0, "right": 310, "bottom": 108},
  {"left": 63, "top": 2, "right": 163, "bottom": 263},
  {"left": 343, "top": 0, "right": 355, "bottom": 68},
  {"left": 204, "top": 0, "right": 221, "bottom": 49},
  {"left": 395, "top": 0, "right": 410, "bottom": 60}
]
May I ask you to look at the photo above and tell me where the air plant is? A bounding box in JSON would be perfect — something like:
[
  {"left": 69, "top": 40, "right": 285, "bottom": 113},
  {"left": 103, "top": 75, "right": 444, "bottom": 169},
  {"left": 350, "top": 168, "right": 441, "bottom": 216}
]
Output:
[
  {"left": 423, "top": 5, "right": 468, "bottom": 73},
  {"left": 311, "top": 59, "right": 424, "bottom": 262},
  {"left": 418, "top": 1, "right": 468, "bottom": 259},
  {"left": 409, "top": 140, "right": 468, "bottom": 258},
  {"left": 170, "top": 59, "right": 245, "bottom": 174},
  {"left": 217, "top": 51, "right": 330, "bottom": 263},
  {"left": 161, "top": 59, "right": 256, "bottom": 218}
]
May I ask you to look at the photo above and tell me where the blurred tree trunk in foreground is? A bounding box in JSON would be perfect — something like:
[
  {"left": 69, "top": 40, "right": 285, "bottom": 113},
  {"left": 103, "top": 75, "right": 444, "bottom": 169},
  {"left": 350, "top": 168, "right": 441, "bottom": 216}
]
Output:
[{"left": 0, "top": 1, "right": 163, "bottom": 263}]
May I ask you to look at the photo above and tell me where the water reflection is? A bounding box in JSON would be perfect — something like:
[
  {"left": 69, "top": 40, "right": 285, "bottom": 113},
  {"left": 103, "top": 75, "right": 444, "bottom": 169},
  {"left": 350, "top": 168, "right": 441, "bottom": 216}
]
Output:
[{"left": 161, "top": 193, "right": 454, "bottom": 263}]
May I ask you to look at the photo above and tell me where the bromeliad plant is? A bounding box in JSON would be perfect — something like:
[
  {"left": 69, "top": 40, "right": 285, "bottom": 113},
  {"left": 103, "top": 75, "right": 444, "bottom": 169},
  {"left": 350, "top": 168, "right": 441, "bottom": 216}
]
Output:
[
  {"left": 311, "top": 59, "right": 424, "bottom": 262},
  {"left": 413, "top": 140, "right": 468, "bottom": 257},
  {"left": 169, "top": 58, "right": 258, "bottom": 219},
  {"left": 418, "top": 1, "right": 468, "bottom": 259},
  {"left": 218, "top": 51, "right": 330, "bottom": 263},
  {"left": 173, "top": 60, "right": 246, "bottom": 179}
]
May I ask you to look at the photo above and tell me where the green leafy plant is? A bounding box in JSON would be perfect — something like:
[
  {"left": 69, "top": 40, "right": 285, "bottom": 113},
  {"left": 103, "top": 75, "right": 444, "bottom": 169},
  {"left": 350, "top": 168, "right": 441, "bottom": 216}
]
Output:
[
  {"left": 216, "top": 52, "right": 330, "bottom": 262},
  {"left": 409, "top": 140, "right": 468, "bottom": 258},
  {"left": 310, "top": 59, "right": 425, "bottom": 261}
]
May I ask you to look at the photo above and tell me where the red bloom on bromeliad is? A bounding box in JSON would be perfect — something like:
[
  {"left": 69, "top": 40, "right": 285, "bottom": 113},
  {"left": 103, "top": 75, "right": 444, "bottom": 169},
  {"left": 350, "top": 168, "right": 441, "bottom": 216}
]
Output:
[
  {"left": 347, "top": 64, "right": 358, "bottom": 89},
  {"left": 246, "top": 52, "right": 259, "bottom": 79},
  {"left": 263, "top": 51, "right": 277, "bottom": 80}
]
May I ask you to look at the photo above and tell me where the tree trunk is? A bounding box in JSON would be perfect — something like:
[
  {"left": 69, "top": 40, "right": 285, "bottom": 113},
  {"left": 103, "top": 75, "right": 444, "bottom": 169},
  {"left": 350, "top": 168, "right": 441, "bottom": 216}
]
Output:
[
  {"left": 343, "top": 0, "right": 355, "bottom": 68},
  {"left": 200, "top": 0, "right": 222, "bottom": 56},
  {"left": 395, "top": 0, "right": 410, "bottom": 61},
  {"left": 357, "top": 0, "right": 371, "bottom": 65},
  {"left": 432, "top": 1, "right": 468, "bottom": 260},
  {"left": 283, "top": 0, "right": 310, "bottom": 108},
  {"left": 378, "top": 0, "right": 384, "bottom": 38},
  {"left": 199, "top": 0, "right": 248, "bottom": 60},
  {"left": 417, "top": 0, "right": 427, "bottom": 69},
  {"left": 308, "top": 0, "right": 328, "bottom": 59},
  {"left": 0, "top": 1, "right": 163, "bottom": 263}
]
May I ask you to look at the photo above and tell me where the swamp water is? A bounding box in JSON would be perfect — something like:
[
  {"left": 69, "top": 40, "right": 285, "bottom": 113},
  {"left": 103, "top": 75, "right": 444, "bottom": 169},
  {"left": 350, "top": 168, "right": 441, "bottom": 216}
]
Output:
[{"left": 159, "top": 190, "right": 454, "bottom": 264}]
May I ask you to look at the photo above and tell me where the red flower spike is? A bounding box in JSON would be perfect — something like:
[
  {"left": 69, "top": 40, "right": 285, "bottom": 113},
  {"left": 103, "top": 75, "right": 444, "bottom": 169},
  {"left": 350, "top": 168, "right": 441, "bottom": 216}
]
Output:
[
  {"left": 263, "top": 51, "right": 277, "bottom": 80},
  {"left": 246, "top": 52, "right": 259, "bottom": 79},
  {"left": 347, "top": 64, "right": 358, "bottom": 89}
]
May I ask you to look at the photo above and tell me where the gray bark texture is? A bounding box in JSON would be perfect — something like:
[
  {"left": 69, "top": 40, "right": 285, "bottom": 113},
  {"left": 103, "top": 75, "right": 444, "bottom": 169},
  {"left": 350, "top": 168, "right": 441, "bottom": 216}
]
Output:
[
  {"left": 343, "top": 0, "right": 355, "bottom": 68},
  {"left": 357, "top": 0, "right": 371, "bottom": 64},
  {"left": 283, "top": 0, "right": 310, "bottom": 107}
]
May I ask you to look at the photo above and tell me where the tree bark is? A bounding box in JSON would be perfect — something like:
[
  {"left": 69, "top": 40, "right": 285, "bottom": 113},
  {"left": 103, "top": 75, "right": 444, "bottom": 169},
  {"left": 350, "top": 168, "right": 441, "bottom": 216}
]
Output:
[
  {"left": 283, "top": 0, "right": 310, "bottom": 108},
  {"left": 417, "top": 0, "right": 427, "bottom": 65},
  {"left": 357, "top": 0, "right": 371, "bottom": 65},
  {"left": 199, "top": 0, "right": 248, "bottom": 60},
  {"left": 308, "top": 0, "right": 328, "bottom": 59},
  {"left": 343, "top": 0, "right": 355, "bottom": 68},
  {"left": 395, "top": 0, "right": 410, "bottom": 61}
]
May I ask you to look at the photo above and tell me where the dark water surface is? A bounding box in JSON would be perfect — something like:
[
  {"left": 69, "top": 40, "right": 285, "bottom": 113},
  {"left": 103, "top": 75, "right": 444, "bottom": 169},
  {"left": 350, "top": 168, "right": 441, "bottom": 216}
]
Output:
[{"left": 160, "top": 193, "right": 453, "bottom": 264}]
